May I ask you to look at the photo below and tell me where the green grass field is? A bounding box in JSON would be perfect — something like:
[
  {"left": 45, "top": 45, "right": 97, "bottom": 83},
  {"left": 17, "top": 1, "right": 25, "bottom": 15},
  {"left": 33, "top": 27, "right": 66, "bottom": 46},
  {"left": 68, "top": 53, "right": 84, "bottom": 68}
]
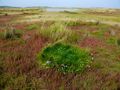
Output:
[{"left": 0, "top": 8, "right": 120, "bottom": 90}]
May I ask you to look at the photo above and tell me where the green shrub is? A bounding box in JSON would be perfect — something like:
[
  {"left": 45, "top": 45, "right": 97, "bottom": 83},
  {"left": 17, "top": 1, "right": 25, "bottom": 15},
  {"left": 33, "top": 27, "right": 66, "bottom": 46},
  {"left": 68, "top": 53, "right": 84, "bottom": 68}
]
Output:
[{"left": 37, "top": 43, "right": 91, "bottom": 73}]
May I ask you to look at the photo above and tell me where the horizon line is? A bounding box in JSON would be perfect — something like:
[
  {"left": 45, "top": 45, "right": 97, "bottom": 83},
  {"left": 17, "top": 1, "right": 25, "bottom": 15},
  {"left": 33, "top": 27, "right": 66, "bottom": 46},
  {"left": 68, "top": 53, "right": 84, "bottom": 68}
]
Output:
[{"left": 0, "top": 5, "right": 120, "bottom": 9}]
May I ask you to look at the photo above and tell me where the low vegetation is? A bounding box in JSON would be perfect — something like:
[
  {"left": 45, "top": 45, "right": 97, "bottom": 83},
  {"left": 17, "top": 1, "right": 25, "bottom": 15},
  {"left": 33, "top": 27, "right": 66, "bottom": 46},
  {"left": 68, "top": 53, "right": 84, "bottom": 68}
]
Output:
[
  {"left": 0, "top": 8, "right": 120, "bottom": 90},
  {"left": 39, "top": 22, "right": 80, "bottom": 43},
  {"left": 0, "top": 26, "right": 23, "bottom": 39}
]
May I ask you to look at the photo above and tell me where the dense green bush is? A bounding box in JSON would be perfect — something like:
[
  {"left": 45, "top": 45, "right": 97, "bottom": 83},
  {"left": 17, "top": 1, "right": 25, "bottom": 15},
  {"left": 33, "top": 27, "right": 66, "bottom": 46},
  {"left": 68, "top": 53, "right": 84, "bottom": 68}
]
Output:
[{"left": 37, "top": 43, "right": 91, "bottom": 73}]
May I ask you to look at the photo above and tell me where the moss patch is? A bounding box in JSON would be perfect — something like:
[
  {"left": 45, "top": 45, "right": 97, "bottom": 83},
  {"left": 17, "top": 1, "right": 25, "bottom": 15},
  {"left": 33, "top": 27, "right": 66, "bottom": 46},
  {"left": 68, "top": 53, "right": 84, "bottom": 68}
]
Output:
[{"left": 37, "top": 43, "right": 92, "bottom": 73}]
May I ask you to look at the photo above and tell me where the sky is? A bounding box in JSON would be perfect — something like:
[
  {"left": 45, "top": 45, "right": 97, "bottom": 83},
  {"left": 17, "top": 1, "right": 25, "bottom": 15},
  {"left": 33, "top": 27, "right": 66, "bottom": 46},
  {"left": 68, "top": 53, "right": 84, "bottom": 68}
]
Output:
[{"left": 0, "top": 0, "right": 120, "bottom": 8}]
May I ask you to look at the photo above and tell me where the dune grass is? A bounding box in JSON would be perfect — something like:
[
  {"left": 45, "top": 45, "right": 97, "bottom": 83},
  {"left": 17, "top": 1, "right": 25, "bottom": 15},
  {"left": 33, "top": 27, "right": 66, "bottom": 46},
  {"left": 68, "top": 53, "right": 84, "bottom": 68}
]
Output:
[
  {"left": 0, "top": 26, "right": 23, "bottom": 39},
  {"left": 38, "top": 22, "right": 80, "bottom": 43}
]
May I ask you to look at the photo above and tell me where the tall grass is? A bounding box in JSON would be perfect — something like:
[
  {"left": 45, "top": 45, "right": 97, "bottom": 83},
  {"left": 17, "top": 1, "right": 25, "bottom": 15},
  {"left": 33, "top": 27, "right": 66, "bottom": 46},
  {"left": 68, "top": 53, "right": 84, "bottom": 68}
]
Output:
[
  {"left": 38, "top": 22, "right": 80, "bottom": 43},
  {"left": 0, "top": 25, "right": 23, "bottom": 39}
]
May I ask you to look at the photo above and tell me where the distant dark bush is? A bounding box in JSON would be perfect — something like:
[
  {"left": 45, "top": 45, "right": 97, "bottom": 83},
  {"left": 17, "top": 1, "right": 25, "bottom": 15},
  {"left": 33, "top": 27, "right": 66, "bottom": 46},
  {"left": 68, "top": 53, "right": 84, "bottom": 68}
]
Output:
[
  {"left": 4, "top": 13, "right": 8, "bottom": 16},
  {"left": 37, "top": 43, "right": 91, "bottom": 73},
  {"left": 63, "top": 10, "right": 78, "bottom": 14},
  {"left": 96, "top": 21, "right": 100, "bottom": 25}
]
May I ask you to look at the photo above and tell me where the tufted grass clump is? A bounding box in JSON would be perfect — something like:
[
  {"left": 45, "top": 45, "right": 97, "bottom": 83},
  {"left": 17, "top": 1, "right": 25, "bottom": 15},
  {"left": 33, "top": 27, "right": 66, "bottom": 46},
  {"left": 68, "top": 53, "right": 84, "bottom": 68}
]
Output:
[
  {"left": 0, "top": 26, "right": 23, "bottom": 39},
  {"left": 39, "top": 23, "right": 80, "bottom": 43},
  {"left": 4, "top": 27, "right": 23, "bottom": 39},
  {"left": 37, "top": 43, "right": 92, "bottom": 73}
]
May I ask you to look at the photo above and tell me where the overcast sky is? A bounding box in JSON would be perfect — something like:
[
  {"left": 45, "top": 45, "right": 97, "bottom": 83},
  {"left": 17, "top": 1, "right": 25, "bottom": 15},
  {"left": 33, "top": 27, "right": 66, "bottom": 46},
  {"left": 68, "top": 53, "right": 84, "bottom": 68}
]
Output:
[{"left": 0, "top": 0, "right": 120, "bottom": 8}]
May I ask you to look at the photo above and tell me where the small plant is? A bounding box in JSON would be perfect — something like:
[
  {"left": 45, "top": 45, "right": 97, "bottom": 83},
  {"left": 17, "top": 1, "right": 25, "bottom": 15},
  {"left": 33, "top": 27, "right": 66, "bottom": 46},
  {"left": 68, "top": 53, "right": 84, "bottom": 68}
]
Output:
[{"left": 37, "top": 43, "right": 91, "bottom": 73}]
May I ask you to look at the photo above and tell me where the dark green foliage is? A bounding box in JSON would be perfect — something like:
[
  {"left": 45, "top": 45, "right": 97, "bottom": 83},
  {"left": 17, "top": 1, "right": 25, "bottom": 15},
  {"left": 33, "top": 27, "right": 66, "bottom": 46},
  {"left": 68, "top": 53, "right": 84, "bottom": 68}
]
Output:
[
  {"left": 117, "top": 38, "right": 120, "bottom": 46},
  {"left": 37, "top": 43, "right": 91, "bottom": 73},
  {"left": 63, "top": 10, "right": 78, "bottom": 14}
]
